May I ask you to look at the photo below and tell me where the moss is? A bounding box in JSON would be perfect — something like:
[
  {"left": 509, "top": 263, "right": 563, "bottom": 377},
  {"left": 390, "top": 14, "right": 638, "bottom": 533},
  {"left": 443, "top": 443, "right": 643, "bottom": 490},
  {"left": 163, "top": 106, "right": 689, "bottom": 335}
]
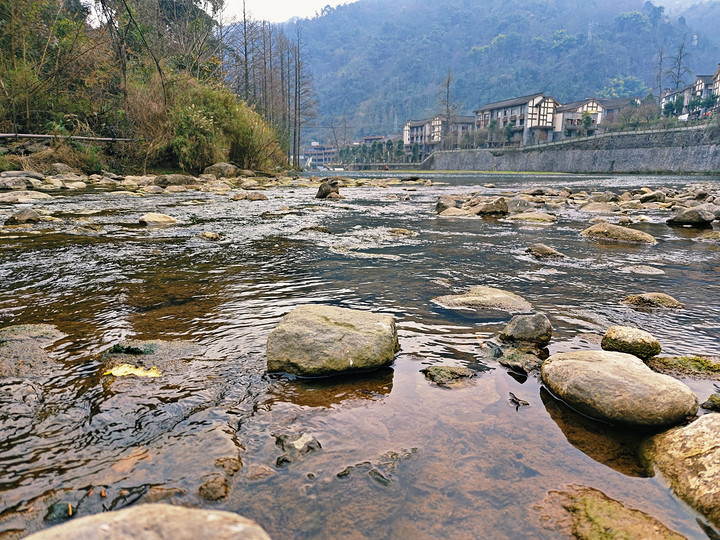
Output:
[
  {"left": 108, "top": 343, "right": 156, "bottom": 355},
  {"left": 648, "top": 355, "right": 720, "bottom": 379},
  {"left": 421, "top": 366, "right": 475, "bottom": 387},
  {"left": 702, "top": 393, "right": 720, "bottom": 411},
  {"left": 555, "top": 487, "right": 684, "bottom": 540}
]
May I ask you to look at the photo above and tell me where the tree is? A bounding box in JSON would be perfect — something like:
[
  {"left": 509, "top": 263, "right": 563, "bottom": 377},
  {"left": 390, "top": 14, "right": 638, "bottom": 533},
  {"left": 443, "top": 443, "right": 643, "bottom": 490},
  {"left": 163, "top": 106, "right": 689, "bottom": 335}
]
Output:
[
  {"left": 665, "top": 37, "right": 692, "bottom": 90},
  {"left": 437, "top": 69, "right": 461, "bottom": 150},
  {"left": 581, "top": 111, "right": 594, "bottom": 133}
]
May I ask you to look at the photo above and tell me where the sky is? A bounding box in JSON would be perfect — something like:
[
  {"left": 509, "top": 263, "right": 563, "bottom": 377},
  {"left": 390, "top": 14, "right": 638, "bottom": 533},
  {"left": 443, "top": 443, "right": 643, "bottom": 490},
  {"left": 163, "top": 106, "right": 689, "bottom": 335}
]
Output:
[{"left": 224, "top": 0, "right": 351, "bottom": 23}]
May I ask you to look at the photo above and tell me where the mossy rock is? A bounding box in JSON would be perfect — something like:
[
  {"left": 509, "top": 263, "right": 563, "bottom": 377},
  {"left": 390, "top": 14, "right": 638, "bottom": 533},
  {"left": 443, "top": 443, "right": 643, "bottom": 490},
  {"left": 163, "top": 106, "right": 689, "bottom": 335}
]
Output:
[
  {"left": 622, "top": 293, "right": 683, "bottom": 310},
  {"left": 542, "top": 486, "right": 684, "bottom": 540}
]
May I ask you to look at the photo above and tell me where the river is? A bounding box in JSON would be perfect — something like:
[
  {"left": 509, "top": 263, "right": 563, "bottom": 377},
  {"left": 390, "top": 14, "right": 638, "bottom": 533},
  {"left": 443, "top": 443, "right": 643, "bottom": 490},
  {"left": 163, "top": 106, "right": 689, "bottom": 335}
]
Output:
[{"left": 1, "top": 172, "right": 719, "bottom": 538}]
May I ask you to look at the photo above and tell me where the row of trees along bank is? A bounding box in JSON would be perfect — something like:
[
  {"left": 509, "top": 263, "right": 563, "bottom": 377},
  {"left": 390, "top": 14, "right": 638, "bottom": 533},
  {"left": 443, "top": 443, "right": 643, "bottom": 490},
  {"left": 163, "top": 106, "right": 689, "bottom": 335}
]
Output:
[{"left": 0, "top": 0, "right": 316, "bottom": 172}]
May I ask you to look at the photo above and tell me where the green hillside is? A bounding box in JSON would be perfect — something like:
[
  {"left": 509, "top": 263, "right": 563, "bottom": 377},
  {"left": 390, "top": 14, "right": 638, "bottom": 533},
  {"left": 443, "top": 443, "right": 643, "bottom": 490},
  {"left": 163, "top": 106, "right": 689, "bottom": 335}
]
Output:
[{"left": 293, "top": 0, "right": 720, "bottom": 141}]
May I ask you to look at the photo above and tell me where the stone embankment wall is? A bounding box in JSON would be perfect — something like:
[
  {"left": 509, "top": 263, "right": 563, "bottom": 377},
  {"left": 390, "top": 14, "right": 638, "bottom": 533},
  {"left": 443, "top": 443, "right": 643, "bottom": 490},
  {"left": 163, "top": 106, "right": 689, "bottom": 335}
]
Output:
[{"left": 430, "top": 125, "right": 720, "bottom": 174}]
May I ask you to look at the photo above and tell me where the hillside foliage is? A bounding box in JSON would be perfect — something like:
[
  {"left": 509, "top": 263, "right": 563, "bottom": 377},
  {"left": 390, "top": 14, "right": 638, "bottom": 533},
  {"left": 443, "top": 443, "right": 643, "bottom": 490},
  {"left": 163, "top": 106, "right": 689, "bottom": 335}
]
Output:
[
  {"left": 296, "top": 0, "right": 720, "bottom": 142},
  {"left": 0, "top": 0, "right": 290, "bottom": 172}
]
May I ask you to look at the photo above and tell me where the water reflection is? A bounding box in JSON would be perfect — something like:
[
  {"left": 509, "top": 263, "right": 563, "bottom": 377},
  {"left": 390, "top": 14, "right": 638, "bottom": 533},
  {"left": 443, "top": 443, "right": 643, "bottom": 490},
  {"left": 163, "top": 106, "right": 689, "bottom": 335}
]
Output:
[
  {"left": 540, "top": 388, "right": 651, "bottom": 477},
  {"left": 266, "top": 368, "right": 394, "bottom": 408}
]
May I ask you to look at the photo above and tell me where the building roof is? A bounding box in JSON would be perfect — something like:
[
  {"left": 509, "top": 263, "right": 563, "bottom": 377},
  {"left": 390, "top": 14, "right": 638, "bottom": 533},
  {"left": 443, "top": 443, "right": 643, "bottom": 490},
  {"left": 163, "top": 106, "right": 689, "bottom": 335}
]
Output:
[
  {"left": 473, "top": 93, "right": 545, "bottom": 113},
  {"left": 695, "top": 75, "right": 714, "bottom": 84},
  {"left": 557, "top": 98, "right": 600, "bottom": 113},
  {"left": 597, "top": 97, "right": 640, "bottom": 110}
]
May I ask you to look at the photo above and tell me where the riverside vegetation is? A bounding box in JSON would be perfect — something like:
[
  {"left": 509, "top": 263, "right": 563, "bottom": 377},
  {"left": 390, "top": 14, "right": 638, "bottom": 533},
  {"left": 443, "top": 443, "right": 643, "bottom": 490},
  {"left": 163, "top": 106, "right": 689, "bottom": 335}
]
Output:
[
  {"left": 0, "top": 0, "right": 314, "bottom": 174},
  {"left": 1, "top": 166, "right": 719, "bottom": 538}
]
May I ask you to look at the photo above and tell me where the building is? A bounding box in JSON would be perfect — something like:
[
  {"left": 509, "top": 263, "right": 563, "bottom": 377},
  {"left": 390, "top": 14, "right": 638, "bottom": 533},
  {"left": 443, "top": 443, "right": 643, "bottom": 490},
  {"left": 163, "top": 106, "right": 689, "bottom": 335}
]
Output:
[
  {"left": 403, "top": 114, "right": 475, "bottom": 159},
  {"left": 305, "top": 142, "right": 339, "bottom": 168},
  {"left": 474, "top": 93, "right": 560, "bottom": 146},
  {"left": 554, "top": 98, "right": 603, "bottom": 138},
  {"left": 713, "top": 64, "right": 720, "bottom": 99},
  {"left": 691, "top": 75, "right": 715, "bottom": 101},
  {"left": 661, "top": 85, "right": 693, "bottom": 117}
]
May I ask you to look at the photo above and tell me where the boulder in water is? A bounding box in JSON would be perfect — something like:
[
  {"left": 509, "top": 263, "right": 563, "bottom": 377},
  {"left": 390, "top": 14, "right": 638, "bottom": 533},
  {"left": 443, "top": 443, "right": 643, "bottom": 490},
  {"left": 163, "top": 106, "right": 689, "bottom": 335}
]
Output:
[
  {"left": 541, "top": 350, "right": 698, "bottom": 426},
  {"left": 266, "top": 305, "right": 398, "bottom": 377}
]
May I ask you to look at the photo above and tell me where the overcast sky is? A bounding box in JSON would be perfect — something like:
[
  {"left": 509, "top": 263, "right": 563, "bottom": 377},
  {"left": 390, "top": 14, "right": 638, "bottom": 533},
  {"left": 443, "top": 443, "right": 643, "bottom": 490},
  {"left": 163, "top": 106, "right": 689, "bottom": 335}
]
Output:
[{"left": 223, "top": 0, "right": 352, "bottom": 23}]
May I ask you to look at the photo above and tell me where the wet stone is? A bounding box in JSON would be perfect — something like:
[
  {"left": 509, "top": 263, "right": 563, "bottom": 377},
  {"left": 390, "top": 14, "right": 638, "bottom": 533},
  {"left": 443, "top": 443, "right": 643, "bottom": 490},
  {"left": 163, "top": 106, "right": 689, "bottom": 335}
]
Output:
[
  {"left": 581, "top": 222, "right": 657, "bottom": 244},
  {"left": 25, "top": 503, "right": 272, "bottom": 540},
  {"left": 199, "top": 475, "right": 230, "bottom": 501},
  {"left": 433, "top": 285, "right": 531, "bottom": 313},
  {"left": 540, "top": 485, "right": 685, "bottom": 540},
  {"left": 0, "top": 324, "right": 64, "bottom": 378},
  {"left": 526, "top": 243, "right": 564, "bottom": 259},
  {"left": 499, "top": 313, "right": 553, "bottom": 347},
  {"left": 275, "top": 432, "right": 322, "bottom": 467},
  {"left": 601, "top": 325, "right": 661, "bottom": 360},
  {"left": 421, "top": 366, "right": 475, "bottom": 388},
  {"left": 622, "top": 292, "right": 683, "bottom": 310}
]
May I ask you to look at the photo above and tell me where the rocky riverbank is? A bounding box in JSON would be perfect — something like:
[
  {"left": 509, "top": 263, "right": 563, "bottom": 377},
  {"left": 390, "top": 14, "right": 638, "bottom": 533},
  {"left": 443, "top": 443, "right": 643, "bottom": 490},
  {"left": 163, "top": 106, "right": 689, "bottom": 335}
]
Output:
[{"left": 2, "top": 167, "right": 720, "bottom": 538}]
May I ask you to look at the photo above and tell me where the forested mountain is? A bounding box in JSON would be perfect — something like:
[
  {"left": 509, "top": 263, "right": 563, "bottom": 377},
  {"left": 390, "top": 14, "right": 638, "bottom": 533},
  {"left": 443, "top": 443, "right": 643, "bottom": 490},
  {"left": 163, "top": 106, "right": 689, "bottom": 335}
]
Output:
[{"left": 291, "top": 0, "right": 720, "bottom": 142}]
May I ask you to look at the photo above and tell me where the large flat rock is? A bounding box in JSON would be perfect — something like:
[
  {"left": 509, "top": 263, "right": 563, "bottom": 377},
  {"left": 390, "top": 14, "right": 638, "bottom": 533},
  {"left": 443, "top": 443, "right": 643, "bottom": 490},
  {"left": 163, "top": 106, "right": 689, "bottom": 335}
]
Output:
[
  {"left": 581, "top": 222, "right": 657, "bottom": 244},
  {"left": 266, "top": 305, "right": 398, "bottom": 377},
  {"left": 541, "top": 350, "right": 698, "bottom": 426},
  {"left": 24, "top": 503, "right": 271, "bottom": 540},
  {"left": 432, "top": 286, "right": 531, "bottom": 313}
]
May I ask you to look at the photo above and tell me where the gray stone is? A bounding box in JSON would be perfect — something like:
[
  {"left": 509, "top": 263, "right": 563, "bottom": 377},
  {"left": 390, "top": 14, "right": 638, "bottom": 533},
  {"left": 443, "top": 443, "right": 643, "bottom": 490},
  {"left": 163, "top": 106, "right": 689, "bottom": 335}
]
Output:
[
  {"left": 44, "top": 163, "right": 73, "bottom": 176},
  {"left": 316, "top": 178, "right": 341, "bottom": 199},
  {"left": 581, "top": 222, "right": 657, "bottom": 244},
  {"left": 5, "top": 208, "right": 42, "bottom": 224},
  {"left": 601, "top": 325, "right": 661, "bottom": 360},
  {"left": 0, "top": 176, "right": 30, "bottom": 190},
  {"left": 507, "top": 212, "right": 557, "bottom": 223},
  {"left": 433, "top": 286, "right": 531, "bottom": 313},
  {"left": 139, "top": 213, "right": 177, "bottom": 226},
  {"left": 435, "top": 196, "right": 459, "bottom": 213},
  {"left": 154, "top": 174, "right": 197, "bottom": 187},
  {"left": 23, "top": 503, "right": 271, "bottom": 540},
  {"left": 623, "top": 292, "right": 683, "bottom": 309},
  {"left": 421, "top": 366, "right": 475, "bottom": 387},
  {"left": 246, "top": 191, "right": 268, "bottom": 201},
  {"left": 203, "top": 162, "right": 237, "bottom": 178},
  {"left": 526, "top": 243, "right": 565, "bottom": 259},
  {"left": 580, "top": 202, "right": 621, "bottom": 213},
  {"left": 640, "top": 190, "right": 666, "bottom": 203},
  {"left": 666, "top": 207, "right": 715, "bottom": 227},
  {"left": 541, "top": 350, "right": 698, "bottom": 426},
  {"left": 640, "top": 414, "right": 720, "bottom": 528},
  {"left": 499, "top": 313, "right": 552, "bottom": 347},
  {"left": 1, "top": 170, "right": 45, "bottom": 180},
  {"left": 467, "top": 197, "right": 508, "bottom": 215},
  {"left": 266, "top": 305, "right": 398, "bottom": 377}
]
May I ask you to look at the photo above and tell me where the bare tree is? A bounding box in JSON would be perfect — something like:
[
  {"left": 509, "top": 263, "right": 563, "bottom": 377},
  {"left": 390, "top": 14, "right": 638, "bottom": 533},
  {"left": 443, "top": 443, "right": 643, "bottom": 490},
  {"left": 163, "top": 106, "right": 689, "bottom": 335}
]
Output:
[
  {"left": 666, "top": 37, "right": 692, "bottom": 90},
  {"left": 438, "top": 69, "right": 461, "bottom": 150}
]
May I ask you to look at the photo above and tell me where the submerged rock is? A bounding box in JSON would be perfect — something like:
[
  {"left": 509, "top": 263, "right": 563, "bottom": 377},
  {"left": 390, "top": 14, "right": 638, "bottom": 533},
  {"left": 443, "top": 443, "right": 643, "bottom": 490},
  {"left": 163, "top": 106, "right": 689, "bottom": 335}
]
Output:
[
  {"left": 619, "top": 265, "right": 665, "bottom": 275},
  {"left": 139, "top": 213, "right": 177, "bottom": 226},
  {"left": 601, "top": 326, "right": 661, "bottom": 360},
  {"left": 622, "top": 292, "right": 683, "bottom": 309},
  {"left": 0, "top": 324, "right": 64, "bottom": 377},
  {"left": 541, "top": 350, "right": 698, "bottom": 426},
  {"left": 23, "top": 503, "right": 271, "bottom": 540},
  {"left": 432, "top": 286, "right": 531, "bottom": 313},
  {"left": 541, "top": 485, "right": 685, "bottom": 540},
  {"left": 421, "top": 366, "right": 475, "bottom": 388},
  {"left": 580, "top": 223, "right": 656, "bottom": 244},
  {"left": 508, "top": 211, "right": 557, "bottom": 223},
  {"left": 647, "top": 355, "right": 720, "bottom": 379},
  {"left": 499, "top": 313, "right": 553, "bottom": 347},
  {"left": 266, "top": 305, "right": 398, "bottom": 377},
  {"left": 640, "top": 414, "right": 720, "bottom": 529},
  {"left": 526, "top": 243, "right": 565, "bottom": 259},
  {"left": 275, "top": 432, "right": 322, "bottom": 467}
]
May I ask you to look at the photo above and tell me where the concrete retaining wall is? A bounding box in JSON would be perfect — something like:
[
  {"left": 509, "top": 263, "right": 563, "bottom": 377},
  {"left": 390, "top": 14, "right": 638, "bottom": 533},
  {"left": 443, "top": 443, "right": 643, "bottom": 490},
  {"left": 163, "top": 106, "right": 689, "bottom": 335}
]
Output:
[{"left": 430, "top": 126, "right": 720, "bottom": 174}]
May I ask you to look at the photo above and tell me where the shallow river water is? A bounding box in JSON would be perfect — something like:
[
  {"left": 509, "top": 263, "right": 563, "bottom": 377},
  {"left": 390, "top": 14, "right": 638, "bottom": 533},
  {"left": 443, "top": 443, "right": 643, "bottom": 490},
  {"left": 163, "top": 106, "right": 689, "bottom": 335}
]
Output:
[{"left": 1, "top": 172, "right": 719, "bottom": 539}]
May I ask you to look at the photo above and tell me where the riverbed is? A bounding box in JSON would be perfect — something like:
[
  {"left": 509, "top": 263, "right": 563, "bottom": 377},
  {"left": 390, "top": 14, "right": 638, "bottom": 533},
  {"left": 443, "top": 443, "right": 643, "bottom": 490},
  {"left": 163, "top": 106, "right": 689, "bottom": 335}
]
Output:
[{"left": 1, "top": 172, "right": 719, "bottom": 538}]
